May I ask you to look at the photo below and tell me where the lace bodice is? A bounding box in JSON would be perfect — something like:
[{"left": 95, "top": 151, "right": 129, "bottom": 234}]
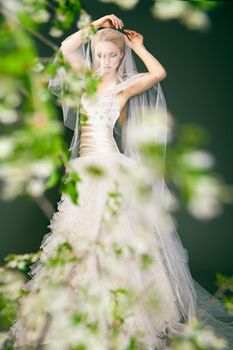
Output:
[{"left": 79, "top": 91, "right": 121, "bottom": 157}]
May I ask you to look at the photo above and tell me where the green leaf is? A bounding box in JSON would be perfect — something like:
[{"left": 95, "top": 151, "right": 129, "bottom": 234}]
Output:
[{"left": 45, "top": 170, "right": 60, "bottom": 189}]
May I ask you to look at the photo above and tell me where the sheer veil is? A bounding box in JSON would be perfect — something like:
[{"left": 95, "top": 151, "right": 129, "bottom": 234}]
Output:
[{"left": 49, "top": 27, "right": 233, "bottom": 346}]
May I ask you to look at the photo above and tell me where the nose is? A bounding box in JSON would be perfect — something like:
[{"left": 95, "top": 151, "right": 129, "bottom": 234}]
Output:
[{"left": 102, "top": 55, "right": 110, "bottom": 66}]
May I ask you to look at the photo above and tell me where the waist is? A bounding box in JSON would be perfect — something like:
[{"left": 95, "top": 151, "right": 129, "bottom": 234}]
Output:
[{"left": 79, "top": 125, "right": 119, "bottom": 157}]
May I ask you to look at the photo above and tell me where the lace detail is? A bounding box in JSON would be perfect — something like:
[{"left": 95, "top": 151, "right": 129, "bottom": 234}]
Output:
[{"left": 80, "top": 91, "right": 120, "bottom": 126}]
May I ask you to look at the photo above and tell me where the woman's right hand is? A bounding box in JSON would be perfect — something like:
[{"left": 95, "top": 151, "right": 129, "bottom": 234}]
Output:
[{"left": 92, "top": 14, "right": 124, "bottom": 29}]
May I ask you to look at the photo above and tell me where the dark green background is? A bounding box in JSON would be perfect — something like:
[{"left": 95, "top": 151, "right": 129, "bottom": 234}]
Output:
[{"left": 1, "top": 1, "right": 232, "bottom": 293}]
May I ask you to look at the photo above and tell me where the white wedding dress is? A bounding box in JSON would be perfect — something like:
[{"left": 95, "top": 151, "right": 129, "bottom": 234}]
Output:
[{"left": 9, "top": 88, "right": 233, "bottom": 350}]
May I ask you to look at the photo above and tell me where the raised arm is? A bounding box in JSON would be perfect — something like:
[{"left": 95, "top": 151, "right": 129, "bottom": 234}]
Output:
[
  {"left": 60, "top": 14, "right": 124, "bottom": 71},
  {"left": 121, "top": 29, "right": 167, "bottom": 99}
]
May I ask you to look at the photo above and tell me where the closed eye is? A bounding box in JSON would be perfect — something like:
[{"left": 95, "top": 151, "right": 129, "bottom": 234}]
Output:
[{"left": 97, "top": 53, "right": 117, "bottom": 58}]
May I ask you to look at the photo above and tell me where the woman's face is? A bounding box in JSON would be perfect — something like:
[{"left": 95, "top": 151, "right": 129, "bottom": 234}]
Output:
[{"left": 93, "top": 41, "right": 123, "bottom": 76}]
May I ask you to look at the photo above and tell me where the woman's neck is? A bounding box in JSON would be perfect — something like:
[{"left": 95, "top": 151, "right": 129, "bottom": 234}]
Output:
[
  {"left": 101, "top": 72, "right": 117, "bottom": 84},
  {"left": 97, "top": 77, "right": 117, "bottom": 92}
]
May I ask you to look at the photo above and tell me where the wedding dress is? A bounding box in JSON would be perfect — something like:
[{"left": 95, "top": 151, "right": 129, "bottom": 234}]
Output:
[{"left": 9, "top": 86, "right": 233, "bottom": 350}]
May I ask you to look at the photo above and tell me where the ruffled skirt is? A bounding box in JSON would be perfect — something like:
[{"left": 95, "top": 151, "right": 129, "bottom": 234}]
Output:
[{"left": 9, "top": 152, "right": 233, "bottom": 350}]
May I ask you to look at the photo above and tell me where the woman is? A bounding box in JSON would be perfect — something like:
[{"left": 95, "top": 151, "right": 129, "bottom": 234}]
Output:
[{"left": 9, "top": 14, "right": 233, "bottom": 350}]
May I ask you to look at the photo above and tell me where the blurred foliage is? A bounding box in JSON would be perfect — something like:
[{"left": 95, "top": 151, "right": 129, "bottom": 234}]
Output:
[{"left": 99, "top": 0, "right": 222, "bottom": 31}]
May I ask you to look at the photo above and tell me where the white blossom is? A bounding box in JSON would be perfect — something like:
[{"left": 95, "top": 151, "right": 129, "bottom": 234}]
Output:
[
  {"left": 0, "top": 107, "right": 18, "bottom": 124},
  {"left": 77, "top": 10, "right": 92, "bottom": 29},
  {"left": 0, "top": 137, "right": 14, "bottom": 158},
  {"left": 49, "top": 28, "right": 63, "bottom": 38},
  {"left": 182, "top": 318, "right": 227, "bottom": 349},
  {"left": 187, "top": 176, "right": 223, "bottom": 220},
  {"left": 0, "top": 268, "right": 25, "bottom": 300},
  {"left": 1, "top": 0, "right": 23, "bottom": 13},
  {"left": 31, "top": 9, "right": 50, "bottom": 23},
  {"left": 152, "top": 0, "right": 210, "bottom": 31},
  {"left": 127, "top": 108, "right": 173, "bottom": 148},
  {"left": 195, "top": 328, "right": 226, "bottom": 349},
  {"left": 31, "top": 159, "right": 54, "bottom": 178},
  {"left": 181, "top": 150, "right": 215, "bottom": 169},
  {"left": 0, "top": 160, "right": 54, "bottom": 199},
  {"left": 6, "top": 93, "right": 21, "bottom": 107},
  {"left": 99, "top": 0, "right": 139, "bottom": 10},
  {"left": 151, "top": 0, "right": 189, "bottom": 20},
  {"left": 182, "top": 9, "right": 210, "bottom": 31}
]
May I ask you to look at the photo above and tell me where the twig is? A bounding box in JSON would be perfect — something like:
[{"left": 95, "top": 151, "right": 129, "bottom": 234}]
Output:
[{"left": 1, "top": 6, "right": 59, "bottom": 51}]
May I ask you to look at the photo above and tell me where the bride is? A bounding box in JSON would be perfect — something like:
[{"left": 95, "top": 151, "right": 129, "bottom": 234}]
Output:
[{"left": 9, "top": 14, "right": 233, "bottom": 350}]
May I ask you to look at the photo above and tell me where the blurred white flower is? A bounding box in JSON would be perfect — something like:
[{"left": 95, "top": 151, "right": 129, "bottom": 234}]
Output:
[
  {"left": 127, "top": 108, "right": 173, "bottom": 148},
  {"left": 0, "top": 159, "right": 54, "bottom": 200},
  {"left": 0, "top": 268, "right": 25, "bottom": 300},
  {"left": 5, "top": 93, "right": 21, "bottom": 107},
  {"left": 64, "top": 73, "right": 84, "bottom": 94},
  {"left": 182, "top": 317, "right": 227, "bottom": 349},
  {"left": 26, "top": 179, "right": 45, "bottom": 197},
  {"left": 57, "top": 14, "right": 67, "bottom": 22},
  {"left": 77, "top": 10, "right": 92, "bottom": 29},
  {"left": 0, "top": 137, "right": 14, "bottom": 158},
  {"left": 1, "top": 0, "right": 23, "bottom": 13},
  {"left": 182, "top": 9, "right": 210, "bottom": 31},
  {"left": 187, "top": 176, "right": 223, "bottom": 220},
  {"left": 181, "top": 150, "right": 215, "bottom": 169},
  {"left": 151, "top": 0, "right": 189, "bottom": 20},
  {"left": 0, "top": 164, "right": 25, "bottom": 200},
  {"left": 6, "top": 260, "right": 18, "bottom": 269},
  {"left": 195, "top": 328, "right": 227, "bottom": 349},
  {"left": 33, "top": 62, "right": 45, "bottom": 73},
  {"left": 0, "top": 107, "right": 18, "bottom": 123},
  {"left": 31, "top": 159, "right": 54, "bottom": 178},
  {"left": 31, "top": 9, "right": 50, "bottom": 23},
  {"left": 49, "top": 27, "right": 63, "bottom": 38},
  {"left": 114, "top": 0, "right": 139, "bottom": 10},
  {"left": 62, "top": 95, "right": 80, "bottom": 108},
  {"left": 188, "top": 196, "right": 222, "bottom": 220},
  {"left": 99, "top": 0, "right": 139, "bottom": 10},
  {"left": 152, "top": 0, "right": 210, "bottom": 31}
]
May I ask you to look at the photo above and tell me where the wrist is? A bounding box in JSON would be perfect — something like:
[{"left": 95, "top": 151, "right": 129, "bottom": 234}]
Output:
[
  {"left": 91, "top": 20, "right": 100, "bottom": 29},
  {"left": 132, "top": 43, "right": 146, "bottom": 52}
]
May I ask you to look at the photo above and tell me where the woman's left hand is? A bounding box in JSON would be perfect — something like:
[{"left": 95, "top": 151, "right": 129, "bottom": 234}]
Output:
[{"left": 123, "top": 29, "right": 144, "bottom": 49}]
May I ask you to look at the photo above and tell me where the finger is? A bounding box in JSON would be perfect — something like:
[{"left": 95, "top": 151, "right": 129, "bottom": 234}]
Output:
[
  {"left": 111, "top": 17, "right": 117, "bottom": 27},
  {"left": 118, "top": 18, "right": 124, "bottom": 28},
  {"left": 108, "top": 15, "right": 117, "bottom": 27},
  {"left": 111, "top": 15, "right": 119, "bottom": 28},
  {"left": 106, "top": 15, "right": 115, "bottom": 27},
  {"left": 112, "top": 15, "right": 122, "bottom": 28},
  {"left": 116, "top": 19, "right": 122, "bottom": 29},
  {"left": 118, "top": 20, "right": 123, "bottom": 28}
]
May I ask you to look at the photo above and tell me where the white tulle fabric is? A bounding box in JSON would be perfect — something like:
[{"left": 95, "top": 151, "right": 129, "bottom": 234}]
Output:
[{"left": 9, "top": 89, "right": 233, "bottom": 349}]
